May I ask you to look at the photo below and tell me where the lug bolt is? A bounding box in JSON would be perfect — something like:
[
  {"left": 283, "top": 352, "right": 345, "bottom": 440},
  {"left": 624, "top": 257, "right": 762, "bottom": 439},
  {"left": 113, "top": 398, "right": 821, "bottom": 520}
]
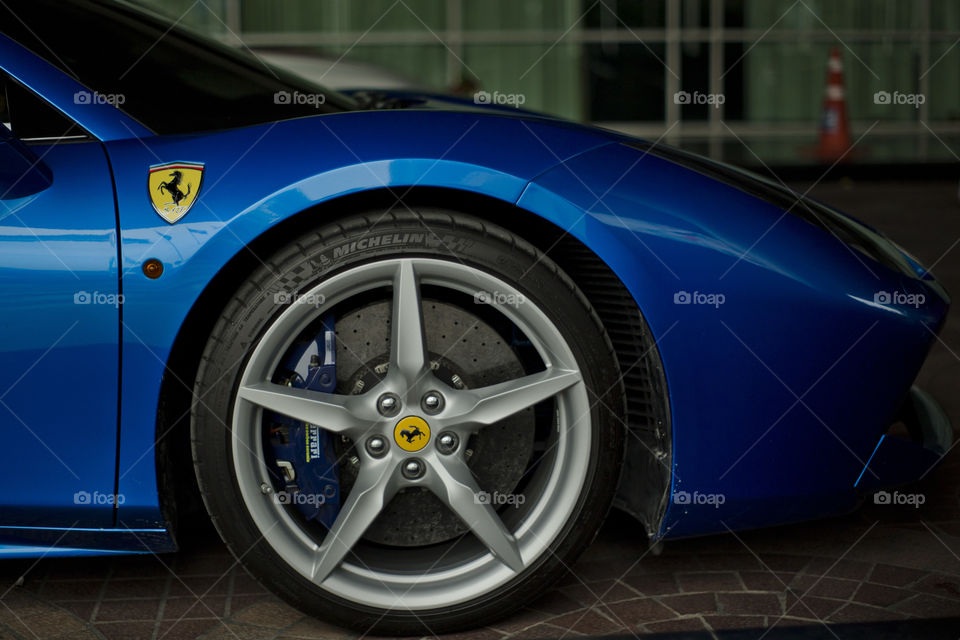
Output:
[
  {"left": 402, "top": 458, "right": 425, "bottom": 479},
  {"left": 421, "top": 391, "right": 445, "bottom": 415},
  {"left": 436, "top": 432, "right": 459, "bottom": 455},
  {"left": 377, "top": 393, "right": 401, "bottom": 417},
  {"left": 365, "top": 436, "right": 389, "bottom": 458}
]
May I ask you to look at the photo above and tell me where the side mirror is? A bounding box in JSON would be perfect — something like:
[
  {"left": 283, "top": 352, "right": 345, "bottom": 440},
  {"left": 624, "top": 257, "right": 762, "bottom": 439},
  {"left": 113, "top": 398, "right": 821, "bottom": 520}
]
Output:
[{"left": 0, "top": 124, "right": 52, "bottom": 199}]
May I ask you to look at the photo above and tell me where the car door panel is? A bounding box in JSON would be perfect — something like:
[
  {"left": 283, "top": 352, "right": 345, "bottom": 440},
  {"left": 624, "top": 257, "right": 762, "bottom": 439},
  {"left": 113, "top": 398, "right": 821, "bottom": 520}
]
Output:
[{"left": 0, "top": 139, "right": 120, "bottom": 527}]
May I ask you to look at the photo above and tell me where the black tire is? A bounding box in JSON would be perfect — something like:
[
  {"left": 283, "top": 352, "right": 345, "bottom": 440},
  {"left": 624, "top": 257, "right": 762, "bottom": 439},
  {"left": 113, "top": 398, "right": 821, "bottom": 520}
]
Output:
[{"left": 190, "top": 209, "right": 626, "bottom": 634}]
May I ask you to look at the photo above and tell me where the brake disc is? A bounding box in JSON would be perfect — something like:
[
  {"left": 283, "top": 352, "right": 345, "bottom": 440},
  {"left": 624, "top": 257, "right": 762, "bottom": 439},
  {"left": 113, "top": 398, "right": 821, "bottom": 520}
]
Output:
[{"left": 334, "top": 299, "right": 536, "bottom": 547}]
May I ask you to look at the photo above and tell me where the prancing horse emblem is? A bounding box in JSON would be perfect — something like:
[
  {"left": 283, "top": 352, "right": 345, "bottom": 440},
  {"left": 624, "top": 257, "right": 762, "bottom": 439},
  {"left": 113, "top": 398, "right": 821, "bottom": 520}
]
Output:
[
  {"left": 399, "top": 426, "right": 424, "bottom": 443},
  {"left": 393, "top": 416, "right": 430, "bottom": 452},
  {"left": 158, "top": 170, "right": 190, "bottom": 206},
  {"left": 148, "top": 161, "right": 204, "bottom": 223}
]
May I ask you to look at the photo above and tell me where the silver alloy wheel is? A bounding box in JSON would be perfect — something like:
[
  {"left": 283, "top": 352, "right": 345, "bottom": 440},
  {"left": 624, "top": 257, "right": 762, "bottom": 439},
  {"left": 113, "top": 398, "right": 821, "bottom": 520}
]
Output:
[{"left": 231, "top": 258, "right": 592, "bottom": 610}]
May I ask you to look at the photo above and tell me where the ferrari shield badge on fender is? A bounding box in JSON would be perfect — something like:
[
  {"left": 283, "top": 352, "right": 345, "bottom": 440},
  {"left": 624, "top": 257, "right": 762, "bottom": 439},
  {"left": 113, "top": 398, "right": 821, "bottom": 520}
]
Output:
[{"left": 148, "top": 161, "right": 204, "bottom": 223}]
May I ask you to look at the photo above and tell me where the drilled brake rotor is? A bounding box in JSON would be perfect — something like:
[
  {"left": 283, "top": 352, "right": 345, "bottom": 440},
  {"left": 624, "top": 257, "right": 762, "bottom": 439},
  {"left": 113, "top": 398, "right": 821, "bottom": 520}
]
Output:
[{"left": 334, "top": 298, "right": 536, "bottom": 547}]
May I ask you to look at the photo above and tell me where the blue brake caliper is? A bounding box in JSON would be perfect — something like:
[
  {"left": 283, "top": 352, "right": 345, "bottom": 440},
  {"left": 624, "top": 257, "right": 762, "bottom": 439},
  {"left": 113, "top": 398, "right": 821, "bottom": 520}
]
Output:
[{"left": 264, "top": 314, "right": 341, "bottom": 529}]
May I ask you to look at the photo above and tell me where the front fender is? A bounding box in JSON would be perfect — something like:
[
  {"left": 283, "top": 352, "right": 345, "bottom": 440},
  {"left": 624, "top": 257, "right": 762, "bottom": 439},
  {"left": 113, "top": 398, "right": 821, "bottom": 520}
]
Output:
[
  {"left": 109, "top": 110, "right": 619, "bottom": 527},
  {"left": 520, "top": 143, "right": 948, "bottom": 539}
]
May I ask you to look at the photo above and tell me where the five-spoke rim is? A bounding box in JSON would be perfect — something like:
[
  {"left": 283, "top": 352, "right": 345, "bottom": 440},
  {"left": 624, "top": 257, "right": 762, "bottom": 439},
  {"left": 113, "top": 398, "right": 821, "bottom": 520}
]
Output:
[{"left": 231, "top": 258, "right": 592, "bottom": 610}]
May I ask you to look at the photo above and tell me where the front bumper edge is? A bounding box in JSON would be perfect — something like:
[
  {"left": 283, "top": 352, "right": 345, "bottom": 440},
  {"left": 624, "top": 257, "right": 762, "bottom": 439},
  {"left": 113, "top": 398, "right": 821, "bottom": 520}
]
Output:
[{"left": 855, "top": 386, "right": 952, "bottom": 491}]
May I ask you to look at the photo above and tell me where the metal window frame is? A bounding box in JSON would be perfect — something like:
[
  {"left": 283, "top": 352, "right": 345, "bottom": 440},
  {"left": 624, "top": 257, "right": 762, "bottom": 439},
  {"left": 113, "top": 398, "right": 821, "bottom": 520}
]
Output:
[{"left": 222, "top": 0, "right": 960, "bottom": 162}]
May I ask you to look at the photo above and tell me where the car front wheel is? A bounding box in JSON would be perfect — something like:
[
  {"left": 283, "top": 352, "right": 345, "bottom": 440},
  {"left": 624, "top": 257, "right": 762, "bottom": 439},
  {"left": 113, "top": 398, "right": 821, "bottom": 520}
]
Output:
[{"left": 191, "top": 210, "right": 625, "bottom": 634}]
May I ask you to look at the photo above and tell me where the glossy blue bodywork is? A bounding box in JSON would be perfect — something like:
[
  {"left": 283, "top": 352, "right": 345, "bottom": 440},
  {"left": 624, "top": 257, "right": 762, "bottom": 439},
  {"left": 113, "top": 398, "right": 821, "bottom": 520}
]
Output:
[
  {"left": 520, "top": 144, "right": 947, "bottom": 537},
  {"left": 0, "top": 31, "right": 949, "bottom": 556},
  {"left": 0, "top": 139, "right": 121, "bottom": 531}
]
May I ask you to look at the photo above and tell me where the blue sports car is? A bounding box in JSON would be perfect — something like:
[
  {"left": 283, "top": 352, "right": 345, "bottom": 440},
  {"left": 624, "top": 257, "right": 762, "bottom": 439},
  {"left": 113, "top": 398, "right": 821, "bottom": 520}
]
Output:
[{"left": 0, "top": 0, "right": 951, "bottom": 633}]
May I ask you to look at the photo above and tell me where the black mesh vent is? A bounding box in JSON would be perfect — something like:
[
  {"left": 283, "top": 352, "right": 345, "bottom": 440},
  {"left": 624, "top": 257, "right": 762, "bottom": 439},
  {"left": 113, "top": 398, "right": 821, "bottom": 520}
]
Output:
[{"left": 553, "top": 238, "right": 672, "bottom": 537}]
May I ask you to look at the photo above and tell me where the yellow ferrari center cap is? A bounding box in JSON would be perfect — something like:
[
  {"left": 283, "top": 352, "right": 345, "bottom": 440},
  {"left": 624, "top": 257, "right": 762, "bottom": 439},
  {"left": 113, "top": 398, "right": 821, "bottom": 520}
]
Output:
[{"left": 394, "top": 416, "right": 430, "bottom": 452}]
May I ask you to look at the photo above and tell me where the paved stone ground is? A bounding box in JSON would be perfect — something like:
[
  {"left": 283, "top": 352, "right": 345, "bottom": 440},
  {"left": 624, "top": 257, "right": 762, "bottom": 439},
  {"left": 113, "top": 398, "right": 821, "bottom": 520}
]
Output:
[{"left": 2, "top": 179, "right": 960, "bottom": 639}]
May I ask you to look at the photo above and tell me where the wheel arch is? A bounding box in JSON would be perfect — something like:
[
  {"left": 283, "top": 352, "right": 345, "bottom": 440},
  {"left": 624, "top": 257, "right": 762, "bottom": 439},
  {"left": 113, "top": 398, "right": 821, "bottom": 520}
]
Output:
[{"left": 155, "top": 186, "right": 672, "bottom": 544}]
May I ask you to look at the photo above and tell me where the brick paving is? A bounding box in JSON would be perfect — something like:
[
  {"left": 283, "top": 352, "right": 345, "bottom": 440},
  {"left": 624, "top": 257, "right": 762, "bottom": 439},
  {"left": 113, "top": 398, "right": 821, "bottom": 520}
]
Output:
[{"left": 2, "top": 179, "right": 960, "bottom": 639}]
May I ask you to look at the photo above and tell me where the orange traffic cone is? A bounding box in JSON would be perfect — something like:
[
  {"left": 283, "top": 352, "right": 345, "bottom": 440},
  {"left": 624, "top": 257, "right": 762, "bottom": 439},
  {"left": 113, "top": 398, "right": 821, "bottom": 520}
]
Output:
[{"left": 817, "top": 47, "right": 852, "bottom": 162}]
